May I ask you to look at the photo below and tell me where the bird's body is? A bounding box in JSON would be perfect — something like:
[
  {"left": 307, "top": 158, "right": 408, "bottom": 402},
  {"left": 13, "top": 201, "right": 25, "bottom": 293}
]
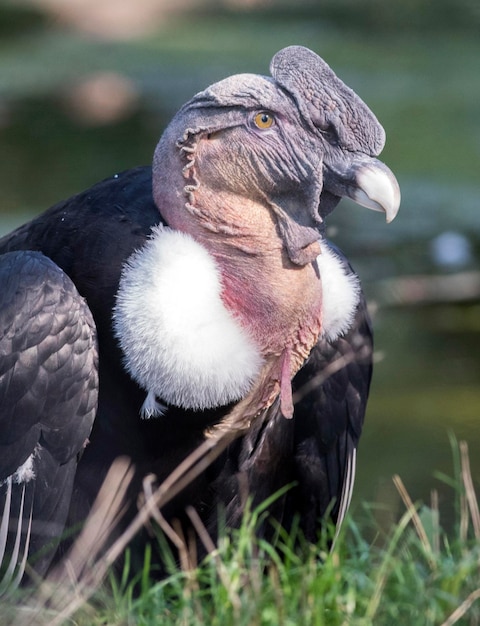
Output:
[{"left": 0, "top": 46, "right": 399, "bottom": 584}]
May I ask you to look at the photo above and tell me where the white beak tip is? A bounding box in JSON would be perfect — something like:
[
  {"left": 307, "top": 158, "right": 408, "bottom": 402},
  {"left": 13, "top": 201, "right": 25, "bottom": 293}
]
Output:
[{"left": 354, "top": 162, "right": 401, "bottom": 223}]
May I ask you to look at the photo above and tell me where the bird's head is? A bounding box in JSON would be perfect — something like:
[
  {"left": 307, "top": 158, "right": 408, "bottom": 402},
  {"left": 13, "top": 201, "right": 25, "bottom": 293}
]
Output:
[{"left": 152, "top": 45, "right": 400, "bottom": 266}]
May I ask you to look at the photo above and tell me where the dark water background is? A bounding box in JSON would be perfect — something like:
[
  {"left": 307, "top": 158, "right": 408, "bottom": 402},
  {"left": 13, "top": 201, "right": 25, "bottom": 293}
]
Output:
[{"left": 1, "top": 1, "right": 479, "bottom": 526}]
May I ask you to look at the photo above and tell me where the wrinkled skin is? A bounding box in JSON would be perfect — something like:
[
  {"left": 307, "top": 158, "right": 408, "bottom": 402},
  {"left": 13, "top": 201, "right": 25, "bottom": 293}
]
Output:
[
  {"left": 153, "top": 46, "right": 398, "bottom": 261},
  {"left": 150, "top": 45, "right": 399, "bottom": 421},
  {"left": 0, "top": 46, "right": 399, "bottom": 583}
]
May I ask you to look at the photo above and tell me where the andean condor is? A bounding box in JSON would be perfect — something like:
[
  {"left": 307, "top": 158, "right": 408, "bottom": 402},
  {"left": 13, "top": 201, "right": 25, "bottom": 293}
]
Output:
[{"left": 0, "top": 46, "right": 400, "bottom": 585}]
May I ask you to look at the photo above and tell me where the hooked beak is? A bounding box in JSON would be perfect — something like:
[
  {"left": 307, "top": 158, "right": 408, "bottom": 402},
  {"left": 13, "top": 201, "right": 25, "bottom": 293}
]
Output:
[
  {"left": 273, "top": 155, "right": 400, "bottom": 267},
  {"left": 323, "top": 154, "right": 400, "bottom": 223}
]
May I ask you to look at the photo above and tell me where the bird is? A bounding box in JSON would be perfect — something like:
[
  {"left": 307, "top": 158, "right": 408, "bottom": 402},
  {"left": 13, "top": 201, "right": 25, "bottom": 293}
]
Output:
[{"left": 0, "top": 45, "right": 400, "bottom": 585}]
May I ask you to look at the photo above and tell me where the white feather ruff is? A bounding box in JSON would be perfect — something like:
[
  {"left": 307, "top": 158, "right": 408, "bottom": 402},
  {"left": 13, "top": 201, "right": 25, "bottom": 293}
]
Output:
[
  {"left": 316, "top": 245, "right": 360, "bottom": 342},
  {"left": 113, "top": 226, "right": 263, "bottom": 414}
]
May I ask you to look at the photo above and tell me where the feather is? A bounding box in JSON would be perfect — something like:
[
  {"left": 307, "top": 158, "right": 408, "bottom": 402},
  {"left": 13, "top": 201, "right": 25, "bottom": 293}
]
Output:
[{"left": 0, "top": 46, "right": 399, "bottom": 582}]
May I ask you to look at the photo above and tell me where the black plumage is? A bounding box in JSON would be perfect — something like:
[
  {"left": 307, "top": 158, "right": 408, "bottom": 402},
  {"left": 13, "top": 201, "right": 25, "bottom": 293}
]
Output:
[
  {"left": 0, "top": 250, "right": 97, "bottom": 583},
  {"left": 0, "top": 46, "right": 399, "bottom": 584}
]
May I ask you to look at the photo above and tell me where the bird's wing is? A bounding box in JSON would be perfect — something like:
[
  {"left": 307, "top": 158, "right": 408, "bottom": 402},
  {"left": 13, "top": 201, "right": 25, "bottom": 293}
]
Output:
[{"left": 0, "top": 251, "right": 98, "bottom": 587}]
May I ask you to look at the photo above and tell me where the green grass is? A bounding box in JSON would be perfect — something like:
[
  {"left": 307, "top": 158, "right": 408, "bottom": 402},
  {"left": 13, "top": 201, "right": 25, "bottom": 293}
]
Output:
[
  {"left": 2, "top": 440, "right": 480, "bottom": 626},
  {"left": 0, "top": 6, "right": 479, "bottom": 624}
]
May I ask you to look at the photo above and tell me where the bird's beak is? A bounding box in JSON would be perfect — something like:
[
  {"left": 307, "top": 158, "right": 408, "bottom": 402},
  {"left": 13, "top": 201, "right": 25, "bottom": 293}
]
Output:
[
  {"left": 274, "top": 154, "right": 399, "bottom": 266},
  {"left": 323, "top": 154, "right": 400, "bottom": 223}
]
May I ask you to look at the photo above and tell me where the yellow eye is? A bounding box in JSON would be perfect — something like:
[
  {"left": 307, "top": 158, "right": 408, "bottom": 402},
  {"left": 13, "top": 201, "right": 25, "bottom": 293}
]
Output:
[{"left": 253, "top": 111, "right": 275, "bottom": 129}]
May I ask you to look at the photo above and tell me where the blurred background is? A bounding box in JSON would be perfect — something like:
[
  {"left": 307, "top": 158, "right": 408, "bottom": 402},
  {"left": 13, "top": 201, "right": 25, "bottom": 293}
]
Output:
[{"left": 1, "top": 0, "right": 479, "bottom": 526}]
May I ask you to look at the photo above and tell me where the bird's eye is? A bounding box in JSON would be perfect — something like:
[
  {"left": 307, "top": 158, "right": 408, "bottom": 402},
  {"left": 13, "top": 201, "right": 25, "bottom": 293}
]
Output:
[
  {"left": 321, "top": 123, "right": 339, "bottom": 146},
  {"left": 253, "top": 111, "right": 275, "bottom": 130}
]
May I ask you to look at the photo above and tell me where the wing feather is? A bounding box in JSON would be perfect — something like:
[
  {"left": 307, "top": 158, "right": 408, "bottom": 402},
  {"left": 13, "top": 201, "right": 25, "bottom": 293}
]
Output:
[{"left": 0, "top": 251, "right": 98, "bottom": 585}]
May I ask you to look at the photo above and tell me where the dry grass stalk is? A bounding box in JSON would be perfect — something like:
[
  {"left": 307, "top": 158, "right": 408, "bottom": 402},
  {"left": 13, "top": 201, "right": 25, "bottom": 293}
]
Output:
[
  {"left": 393, "top": 441, "right": 480, "bottom": 626},
  {"left": 58, "top": 456, "right": 134, "bottom": 582},
  {"left": 459, "top": 441, "right": 480, "bottom": 540},
  {"left": 6, "top": 457, "right": 134, "bottom": 626},
  {"left": 186, "top": 505, "right": 242, "bottom": 615},
  {"left": 440, "top": 588, "right": 480, "bottom": 626},
  {"left": 430, "top": 489, "right": 440, "bottom": 555},
  {"left": 141, "top": 472, "right": 201, "bottom": 602},
  {"left": 364, "top": 505, "right": 417, "bottom": 620},
  {"left": 392, "top": 474, "right": 436, "bottom": 571}
]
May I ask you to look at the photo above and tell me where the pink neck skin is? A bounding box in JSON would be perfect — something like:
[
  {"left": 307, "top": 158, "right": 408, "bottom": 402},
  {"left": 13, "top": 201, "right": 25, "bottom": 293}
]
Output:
[
  {"left": 178, "top": 185, "right": 324, "bottom": 359},
  {"left": 154, "top": 159, "right": 324, "bottom": 418},
  {"left": 185, "top": 188, "right": 324, "bottom": 417}
]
